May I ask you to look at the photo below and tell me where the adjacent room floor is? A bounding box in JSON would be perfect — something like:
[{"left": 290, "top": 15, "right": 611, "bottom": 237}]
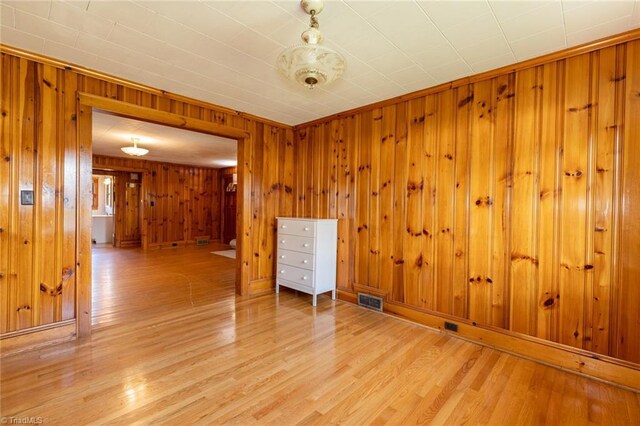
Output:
[{"left": 1, "top": 246, "right": 639, "bottom": 424}]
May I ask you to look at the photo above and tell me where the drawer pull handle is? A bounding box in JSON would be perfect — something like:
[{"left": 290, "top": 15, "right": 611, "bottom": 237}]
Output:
[
  {"left": 302, "top": 260, "right": 308, "bottom": 264},
  {"left": 281, "top": 240, "right": 286, "bottom": 244},
  {"left": 303, "top": 243, "right": 309, "bottom": 247},
  {"left": 280, "top": 255, "right": 286, "bottom": 259},
  {"left": 281, "top": 225, "right": 286, "bottom": 228},
  {"left": 280, "top": 270, "right": 285, "bottom": 274},
  {"left": 302, "top": 276, "right": 308, "bottom": 280},
  {"left": 303, "top": 227, "right": 310, "bottom": 231}
]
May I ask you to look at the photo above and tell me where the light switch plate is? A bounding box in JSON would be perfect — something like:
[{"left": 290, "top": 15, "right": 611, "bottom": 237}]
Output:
[{"left": 21, "top": 190, "right": 34, "bottom": 205}]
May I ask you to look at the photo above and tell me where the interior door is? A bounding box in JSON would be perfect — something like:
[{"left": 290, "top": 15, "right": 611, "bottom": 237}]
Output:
[{"left": 114, "top": 172, "right": 141, "bottom": 247}]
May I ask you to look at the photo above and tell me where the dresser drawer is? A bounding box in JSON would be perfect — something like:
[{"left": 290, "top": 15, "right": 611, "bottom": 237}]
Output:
[
  {"left": 276, "top": 264, "right": 314, "bottom": 288},
  {"left": 277, "top": 249, "right": 315, "bottom": 270},
  {"left": 278, "top": 219, "right": 316, "bottom": 237},
  {"left": 278, "top": 234, "right": 314, "bottom": 254}
]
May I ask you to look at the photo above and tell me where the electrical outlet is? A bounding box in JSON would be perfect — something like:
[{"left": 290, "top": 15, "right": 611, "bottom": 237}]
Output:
[{"left": 444, "top": 321, "right": 458, "bottom": 332}]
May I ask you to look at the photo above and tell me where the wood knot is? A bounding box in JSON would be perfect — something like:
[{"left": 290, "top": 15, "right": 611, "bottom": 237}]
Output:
[
  {"left": 458, "top": 94, "right": 474, "bottom": 108},
  {"left": 474, "top": 196, "right": 493, "bottom": 207},
  {"left": 564, "top": 169, "right": 583, "bottom": 178}
]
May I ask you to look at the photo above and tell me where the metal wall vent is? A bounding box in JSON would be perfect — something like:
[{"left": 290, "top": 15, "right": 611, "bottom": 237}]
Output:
[
  {"left": 196, "top": 238, "right": 209, "bottom": 246},
  {"left": 357, "top": 293, "right": 383, "bottom": 312}
]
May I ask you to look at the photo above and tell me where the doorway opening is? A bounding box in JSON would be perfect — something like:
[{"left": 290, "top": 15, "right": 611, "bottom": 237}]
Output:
[
  {"left": 91, "top": 173, "right": 115, "bottom": 246},
  {"left": 77, "top": 93, "right": 250, "bottom": 337}
]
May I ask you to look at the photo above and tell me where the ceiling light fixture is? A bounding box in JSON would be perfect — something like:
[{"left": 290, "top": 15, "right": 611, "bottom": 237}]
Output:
[
  {"left": 121, "top": 137, "right": 149, "bottom": 157},
  {"left": 276, "top": 0, "right": 346, "bottom": 89}
]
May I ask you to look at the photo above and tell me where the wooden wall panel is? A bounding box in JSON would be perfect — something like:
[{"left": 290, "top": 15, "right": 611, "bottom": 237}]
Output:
[
  {"left": 392, "top": 106, "right": 407, "bottom": 302},
  {"left": 0, "top": 53, "right": 11, "bottom": 334},
  {"left": 490, "top": 74, "right": 514, "bottom": 329},
  {"left": 292, "top": 39, "right": 640, "bottom": 364},
  {"left": 559, "top": 54, "right": 591, "bottom": 350},
  {"left": 618, "top": 40, "right": 640, "bottom": 363},
  {"left": 421, "top": 97, "right": 436, "bottom": 309},
  {"left": 1, "top": 49, "right": 292, "bottom": 335},
  {"left": 536, "top": 62, "right": 561, "bottom": 342},
  {"left": 434, "top": 90, "right": 455, "bottom": 314},
  {"left": 404, "top": 99, "right": 424, "bottom": 306},
  {"left": 452, "top": 86, "right": 471, "bottom": 319},
  {"left": 510, "top": 66, "right": 539, "bottom": 336},
  {"left": 468, "top": 79, "right": 494, "bottom": 325}
]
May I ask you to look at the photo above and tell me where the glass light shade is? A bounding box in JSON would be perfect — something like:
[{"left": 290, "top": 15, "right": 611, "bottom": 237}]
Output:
[
  {"left": 121, "top": 137, "right": 149, "bottom": 156},
  {"left": 121, "top": 146, "right": 149, "bottom": 156},
  {"left": 277, "top": 44, "right": 345, "bottom": 89}
]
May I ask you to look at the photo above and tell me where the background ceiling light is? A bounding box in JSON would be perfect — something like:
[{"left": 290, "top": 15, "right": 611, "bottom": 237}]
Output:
[
  {"left": 121, "top": 137, "right": 149, "bottom": 157},
  {"left": 276, "top": 0, "right": 346, "bottom": 89}
]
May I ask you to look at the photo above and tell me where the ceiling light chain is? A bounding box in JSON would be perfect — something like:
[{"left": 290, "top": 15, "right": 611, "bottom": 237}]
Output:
[{"left": 276, "top": 0, "right": 346, "bottom": 89}]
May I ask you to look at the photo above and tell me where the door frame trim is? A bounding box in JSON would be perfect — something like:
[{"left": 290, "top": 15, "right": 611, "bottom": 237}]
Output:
[{"left": 77, "top": 93, "right": 250, "bottom": 337}]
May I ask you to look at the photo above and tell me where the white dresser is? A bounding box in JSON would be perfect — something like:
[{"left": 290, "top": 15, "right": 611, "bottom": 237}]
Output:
[{"left": 276, "top": 217, "right": 337, "bottom": 306}]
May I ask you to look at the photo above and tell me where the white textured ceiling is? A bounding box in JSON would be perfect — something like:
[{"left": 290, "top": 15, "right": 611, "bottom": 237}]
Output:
[
  {"left": 93, "top": 111, "right": 237, "bottom": 168},
  {"left": 2, "top": 1, "right": 639, "bottom": 125}
]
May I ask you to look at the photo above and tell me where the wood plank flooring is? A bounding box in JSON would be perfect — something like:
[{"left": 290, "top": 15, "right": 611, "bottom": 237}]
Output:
[{"left": 1, "top": 245, "right": 639, "bottom": 425}]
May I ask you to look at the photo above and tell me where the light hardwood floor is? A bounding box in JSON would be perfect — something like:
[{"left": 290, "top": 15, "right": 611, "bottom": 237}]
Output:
[{"left": 1, "top": 245, "right": 639, "bottom": 425}]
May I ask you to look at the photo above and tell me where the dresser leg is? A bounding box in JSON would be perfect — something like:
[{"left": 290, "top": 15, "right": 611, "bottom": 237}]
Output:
[
  {"left": 276, "top": 283, "right": 279, "bottom": 294},
  {"left": 312, "top": 294, "right": 317, "bottom": 306},
  {"left": 331, "top": 289, "right": 336, "bottom": 300}
]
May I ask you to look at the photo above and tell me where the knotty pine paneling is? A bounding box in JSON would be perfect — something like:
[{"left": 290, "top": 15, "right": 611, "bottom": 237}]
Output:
[
  {"left": 293, "top": 40, "right": 640, "bottom": 364},
  {"left": 93, "top": 155, "right": 220, "bottom": 246},
  {"left": 0, "top": 51, "right": 293, "bottom": 335}
]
